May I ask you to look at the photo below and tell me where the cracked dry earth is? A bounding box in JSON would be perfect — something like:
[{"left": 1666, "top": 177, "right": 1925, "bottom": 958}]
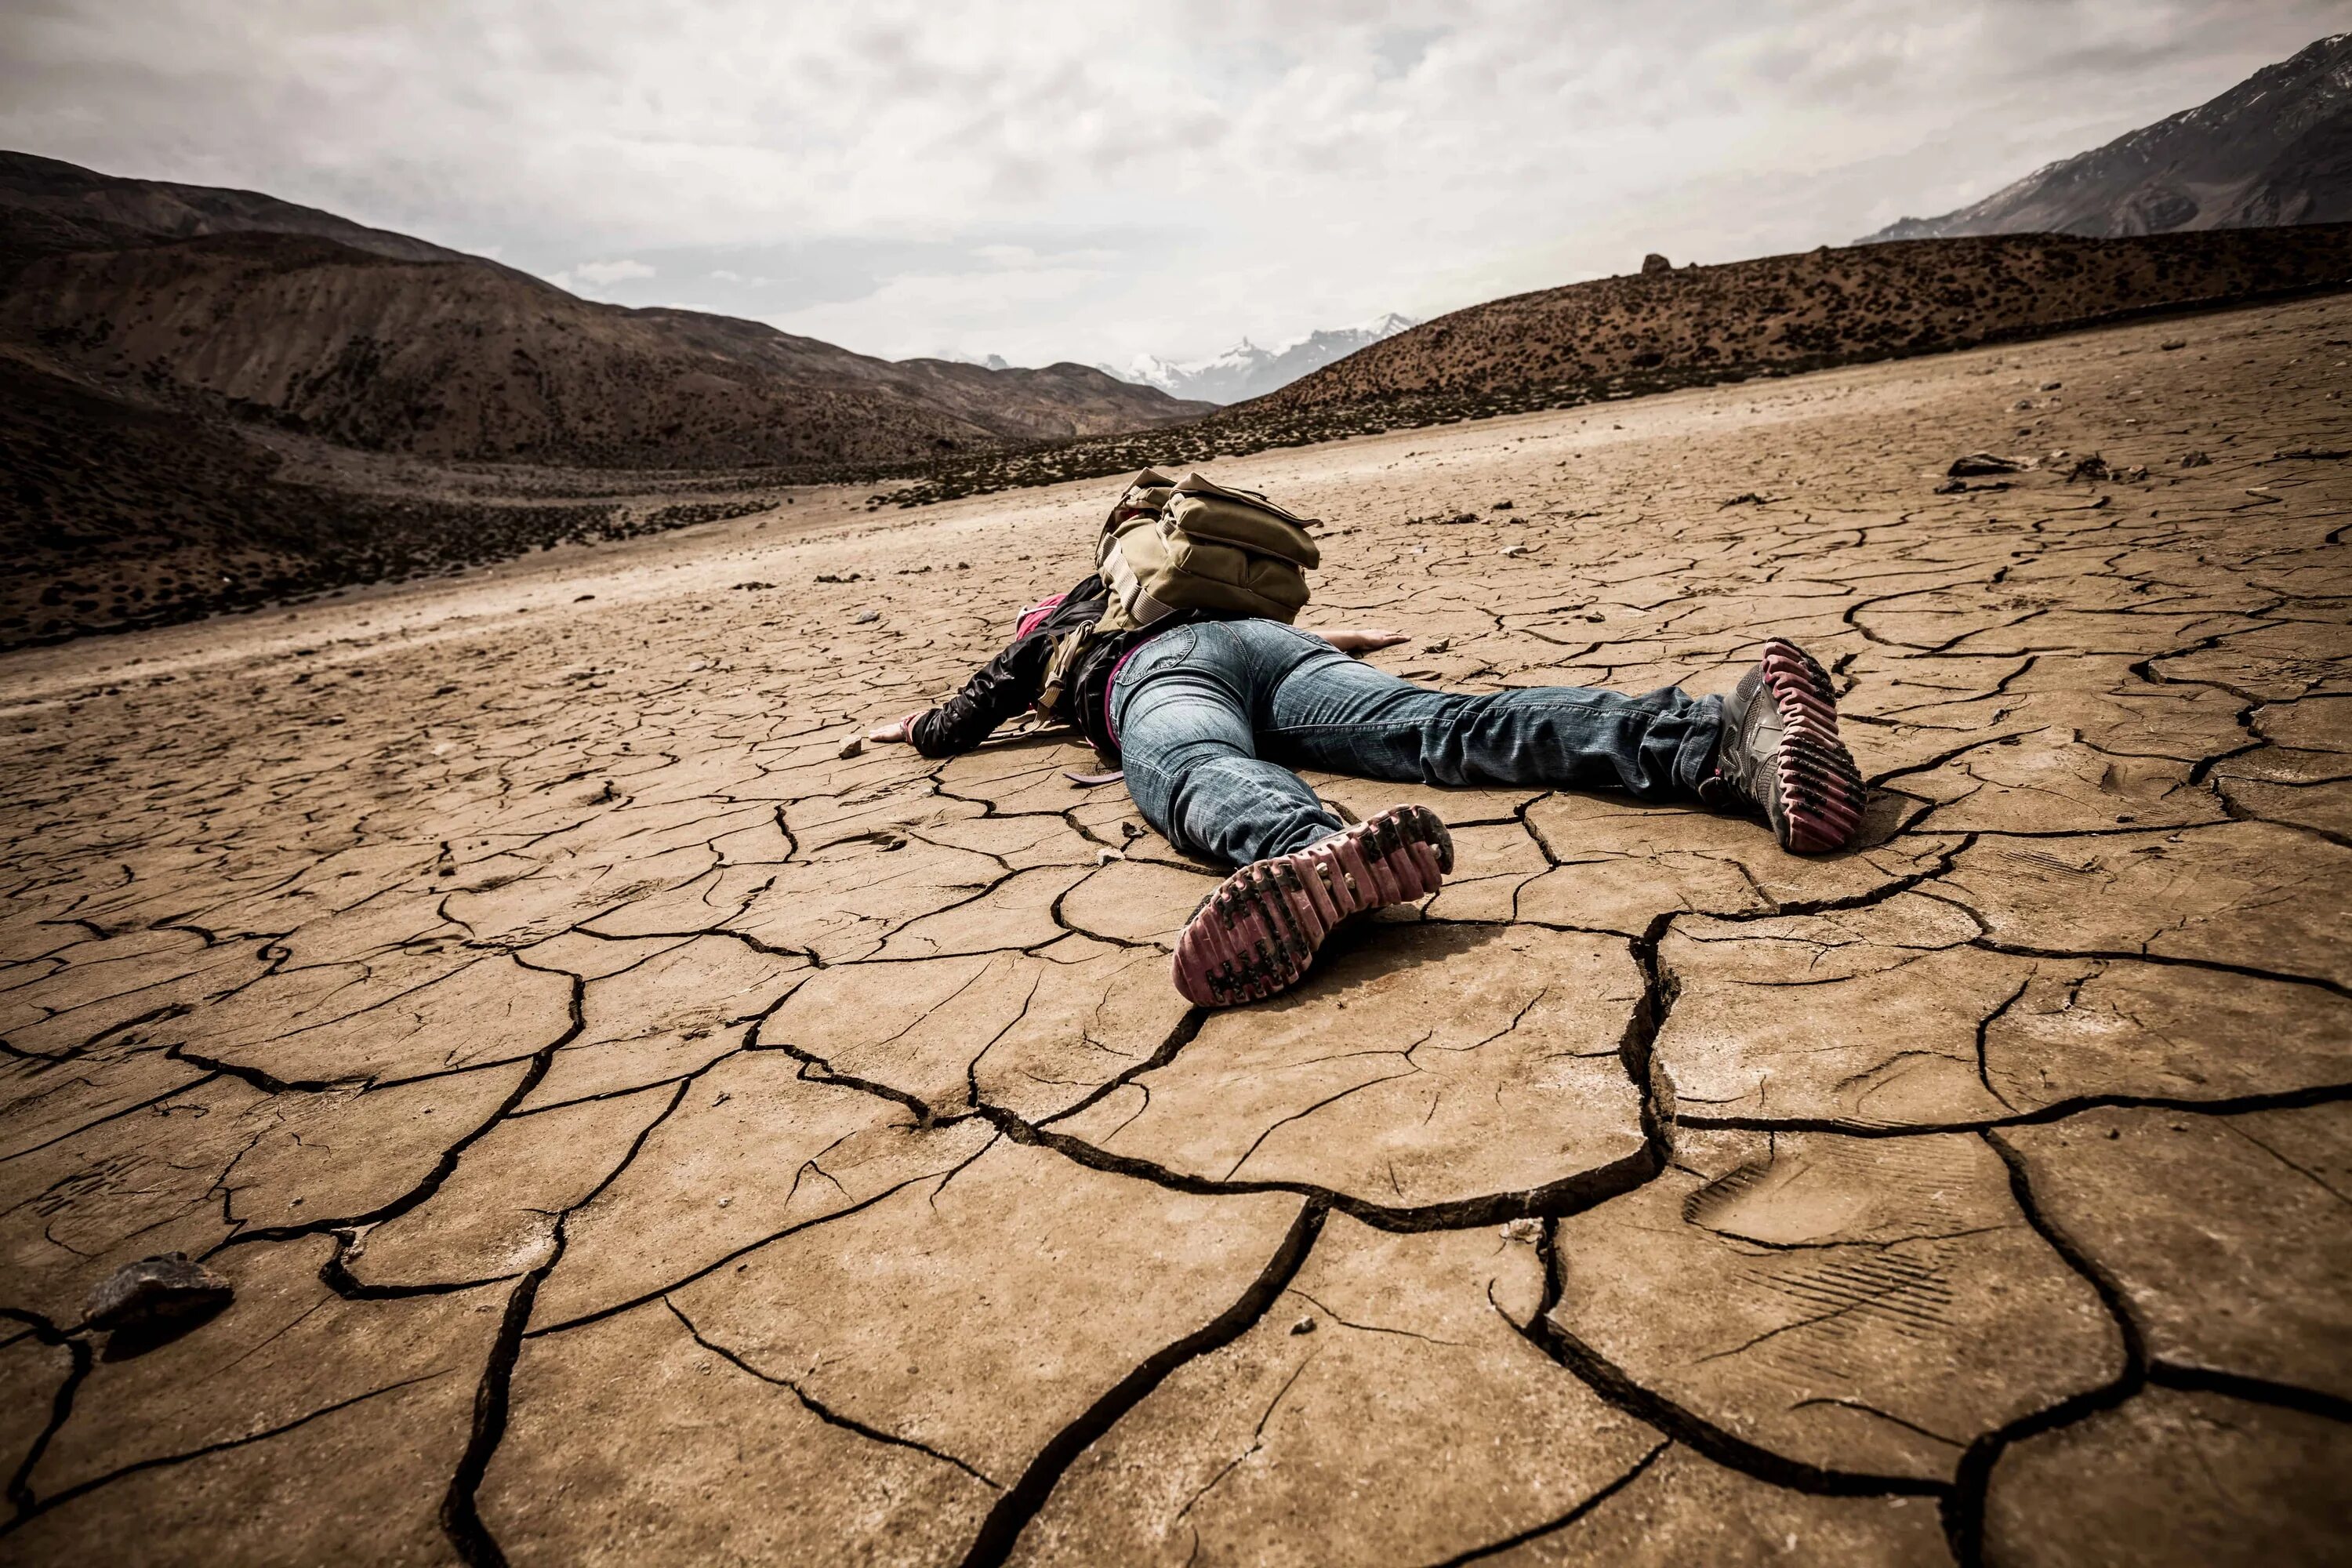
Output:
[{"left": 4, "top": 293, "right": 2350, "bottom": 1567}]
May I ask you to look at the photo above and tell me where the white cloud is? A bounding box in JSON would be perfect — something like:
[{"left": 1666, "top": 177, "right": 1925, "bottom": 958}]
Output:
[
  {"left": 2, "top": 0, "right": 2341, "bottom": 364},
  {"left": 567, "top": 257, "right": 655, "bottom": 285}
]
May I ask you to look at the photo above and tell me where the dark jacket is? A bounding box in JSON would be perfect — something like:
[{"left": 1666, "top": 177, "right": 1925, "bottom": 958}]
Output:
[{"left": 909, "top": 573, "right": 1208, "bottom": 761}]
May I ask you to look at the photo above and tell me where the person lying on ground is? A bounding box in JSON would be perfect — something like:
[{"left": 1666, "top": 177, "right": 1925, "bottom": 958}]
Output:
[{"left": 868, "top": 570, "right": 1865, "bottom": 1008}]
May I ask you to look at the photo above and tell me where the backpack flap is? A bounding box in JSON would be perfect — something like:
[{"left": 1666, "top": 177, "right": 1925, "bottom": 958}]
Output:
[
  {"left": 1152, "top": 533, "right": 1308, "bottom": 620},
  {"left": 1134, "top": 523, "right": 1307, "bottom": 620},
  {"left": 1162, "top": 492, "right": 1321, "bottom": 569},
  {"left": 1167, "top": 473, "right": 1321, "bottom": 565}
]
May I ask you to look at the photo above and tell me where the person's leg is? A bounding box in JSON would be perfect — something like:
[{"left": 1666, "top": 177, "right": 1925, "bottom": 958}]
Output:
[
  {"left": 1118, "top": 621, "right": 1456, "bottom": 1006},
  {"left": 1112, "top": 622, "right": 1345, "bottom": 866},
  {"left": 1258, "top": 628, "right": 1723, "bottom": 799},
  {"left": 1261, "top": 626, "right": 1864, "bottom": 855}
]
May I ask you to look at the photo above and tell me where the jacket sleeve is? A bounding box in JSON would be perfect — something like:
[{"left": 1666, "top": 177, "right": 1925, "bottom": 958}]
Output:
[{"left": 909, "top": 633, "right": 1051, "bottom": 757}]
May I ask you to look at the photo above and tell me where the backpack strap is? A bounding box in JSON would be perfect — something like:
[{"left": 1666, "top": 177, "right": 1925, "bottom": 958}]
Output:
[
  {"left": 1033, "top": 622, "right": 1098, "bottom": 720},
  {"left": 1097, "top": 521, "right": 1175, "bottom": 631}
]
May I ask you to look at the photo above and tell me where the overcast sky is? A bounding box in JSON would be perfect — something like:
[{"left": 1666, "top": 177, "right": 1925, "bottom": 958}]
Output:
[{"left": 3, "top": 1, "right": 2343, "bottom": 368}]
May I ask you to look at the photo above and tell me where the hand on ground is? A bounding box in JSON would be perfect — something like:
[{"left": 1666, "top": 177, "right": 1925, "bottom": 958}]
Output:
[
  {"left": 1319, "top": 628, "right": 1413, "bottom": 655},
  {"left": 867, "top": 712, "right": 924, "bottom": 744}
]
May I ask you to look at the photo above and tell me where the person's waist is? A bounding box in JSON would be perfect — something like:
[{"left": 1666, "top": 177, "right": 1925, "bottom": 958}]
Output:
[{"left": 1101, "top": 641, "right": 1152, "bottom": 746}]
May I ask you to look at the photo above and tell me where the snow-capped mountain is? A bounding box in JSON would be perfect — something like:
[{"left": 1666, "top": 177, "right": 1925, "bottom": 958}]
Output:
[{"left": 1101, "top": 313, "right": 1419, "bottom": 405}]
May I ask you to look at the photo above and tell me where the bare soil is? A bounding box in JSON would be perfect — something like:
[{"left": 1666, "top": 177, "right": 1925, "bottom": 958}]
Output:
[{"left": 2, "top": 292, "right": 2346, "bottom": 1564}]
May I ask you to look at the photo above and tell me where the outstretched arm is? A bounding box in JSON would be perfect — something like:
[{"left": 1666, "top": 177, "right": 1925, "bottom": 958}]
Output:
[{"left": 870, "top": 633, "right": 1053, "bottom": 755}]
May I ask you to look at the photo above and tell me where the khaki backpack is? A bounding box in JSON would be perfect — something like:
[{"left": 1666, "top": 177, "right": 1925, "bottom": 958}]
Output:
[
  {"left": 1096, "top": 469, "right": 1319, "bottom": 632},
  {"left": 1035, "top": 469, "right": 1321, "bottom": 721}
]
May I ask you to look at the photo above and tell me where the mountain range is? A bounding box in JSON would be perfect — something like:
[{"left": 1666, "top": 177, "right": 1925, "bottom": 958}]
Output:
[
  {"left": 1099, "top": 314, "right": 1420, "bottom": 405},
  {"left": 1861, "top": 31, "right": 2352, "bottom": 242},
  {"left": 891, "top": 217, "right": 2352, "bottom": 508}
]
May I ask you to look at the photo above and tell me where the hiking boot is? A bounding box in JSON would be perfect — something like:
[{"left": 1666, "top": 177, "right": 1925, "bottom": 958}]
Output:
[
  {"left": 1703, "top": 638, "right": 1867, "bottom": 853},
  {"left": 1172, "top": 804, "right": 1454, "bottom": 1007}
]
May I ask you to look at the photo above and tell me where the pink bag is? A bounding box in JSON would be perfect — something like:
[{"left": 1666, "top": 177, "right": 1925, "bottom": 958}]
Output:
[{"left": 1014, "top": 592, "right": 1066, "bottom": 640}]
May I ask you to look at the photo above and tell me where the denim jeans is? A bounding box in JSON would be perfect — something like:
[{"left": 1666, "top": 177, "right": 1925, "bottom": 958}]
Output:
[{"left": 1109, "top": 619, "right": 1724, "bottom": 866}]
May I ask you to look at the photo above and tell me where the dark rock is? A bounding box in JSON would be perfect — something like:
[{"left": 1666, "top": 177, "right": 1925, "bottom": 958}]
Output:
[
  {"left": 1641, "top": 253, "right": 1671, "bottom": 274},
  {"left": 2180, "top": 451, "right": 2212, "bottom": 466},
  {"left": 85, "top": 1253, "right": 232, "bottom": 1332},
  {"left": 1949, "top": 452, "right": 2030, "bottom": 477}
]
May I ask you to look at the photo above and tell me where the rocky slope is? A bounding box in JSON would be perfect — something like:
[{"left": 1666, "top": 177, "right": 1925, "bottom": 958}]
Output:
[
  {"left": 1265, "top": 227, "right": 2352, "bottom": 410},
  {"left": 1861, "top": 32, "right": 2352, "bottom": 242}
]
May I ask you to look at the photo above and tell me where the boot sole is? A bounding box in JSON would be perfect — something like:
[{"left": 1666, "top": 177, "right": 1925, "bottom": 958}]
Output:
[
  {"left": 1759, "top": 639, "right": 1867, "bottom": 854},
  {"left": 1171, "top": 804, "right": 1454, "bottom": 1007}
]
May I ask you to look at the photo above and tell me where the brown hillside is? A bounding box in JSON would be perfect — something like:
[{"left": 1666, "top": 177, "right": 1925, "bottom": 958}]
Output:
[
  {"left": 0, "top": 231, "right": 1207, "bottom": 469},
  {"left": 1264, "top": 227, "right": 2352, "bottom": 412}
]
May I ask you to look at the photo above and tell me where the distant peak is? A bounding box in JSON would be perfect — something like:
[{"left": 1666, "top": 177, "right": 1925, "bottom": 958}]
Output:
[{"left": 1097, "top": 310, "right": 1421, "bottom": 404}]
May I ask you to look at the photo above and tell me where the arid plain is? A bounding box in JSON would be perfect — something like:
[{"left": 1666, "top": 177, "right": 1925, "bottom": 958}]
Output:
[{"left": 2, "top": 293, "right": 2347, "bottom": 1566}]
